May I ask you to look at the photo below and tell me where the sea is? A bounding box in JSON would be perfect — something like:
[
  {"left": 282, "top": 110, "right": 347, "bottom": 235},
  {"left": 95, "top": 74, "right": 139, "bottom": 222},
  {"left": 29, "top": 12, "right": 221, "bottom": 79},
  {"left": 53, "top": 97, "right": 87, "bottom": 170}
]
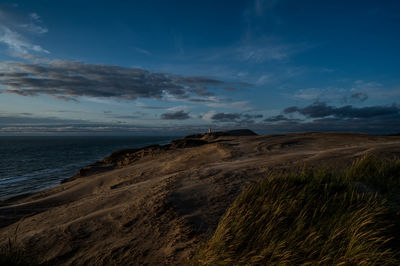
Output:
[{"left": 0, "top": 136, "right": 178, "bottom": 199}]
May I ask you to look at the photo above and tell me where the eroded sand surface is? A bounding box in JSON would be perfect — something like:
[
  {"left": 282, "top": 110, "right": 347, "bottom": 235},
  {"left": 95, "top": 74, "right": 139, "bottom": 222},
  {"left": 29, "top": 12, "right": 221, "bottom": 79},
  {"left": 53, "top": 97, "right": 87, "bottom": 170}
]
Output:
[{"left": 1, "top": 132, "right": 400, "bottom": 265}]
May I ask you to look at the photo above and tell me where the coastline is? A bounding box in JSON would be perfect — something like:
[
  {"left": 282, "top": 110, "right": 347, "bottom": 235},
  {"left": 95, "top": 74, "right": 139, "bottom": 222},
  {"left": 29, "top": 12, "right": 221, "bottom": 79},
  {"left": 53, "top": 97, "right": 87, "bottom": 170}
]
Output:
[
  {"left": 0, "top": 136, "right": 178, "bottom": 200},
  {"left": 1, "top": 131, "right": 400, "bottom": 264}
]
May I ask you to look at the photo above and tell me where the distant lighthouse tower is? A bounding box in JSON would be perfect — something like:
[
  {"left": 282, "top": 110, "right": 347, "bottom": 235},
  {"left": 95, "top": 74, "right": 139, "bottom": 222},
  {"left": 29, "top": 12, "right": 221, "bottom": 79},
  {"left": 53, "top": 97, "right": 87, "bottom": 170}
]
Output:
[{"left": 208, "top": 127, "right": 211, "bottom": 133}]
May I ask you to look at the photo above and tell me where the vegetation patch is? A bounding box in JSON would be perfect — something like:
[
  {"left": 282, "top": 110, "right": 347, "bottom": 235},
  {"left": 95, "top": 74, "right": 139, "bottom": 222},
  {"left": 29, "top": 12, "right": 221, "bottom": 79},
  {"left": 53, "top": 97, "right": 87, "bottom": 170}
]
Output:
[
  {"left": 0, "top": 225, "right": 39, "bottom": 266},
  {"left": 194, "top": 156, "right": 400, "bottom": 265}
]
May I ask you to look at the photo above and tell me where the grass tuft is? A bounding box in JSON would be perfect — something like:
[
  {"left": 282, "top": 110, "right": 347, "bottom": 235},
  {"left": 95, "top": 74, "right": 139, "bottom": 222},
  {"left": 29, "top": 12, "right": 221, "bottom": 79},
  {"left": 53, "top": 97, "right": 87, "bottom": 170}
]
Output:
[
  {"left": 193, "top": 156, "right": 400, "bottom": 265},
  {"left": 0, "top": 223, "right": 39, "bottom": 266}
]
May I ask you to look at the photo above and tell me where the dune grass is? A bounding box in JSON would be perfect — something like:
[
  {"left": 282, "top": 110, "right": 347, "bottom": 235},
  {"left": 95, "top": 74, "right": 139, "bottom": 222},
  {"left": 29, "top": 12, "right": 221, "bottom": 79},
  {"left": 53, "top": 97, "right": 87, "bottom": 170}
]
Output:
[
  {"left": 0, "top": 223, "right": 41, "bottom": 266},
  {"left": 0, "top": 245, "right": 35, "bottom": 266},
  {"left": 194, "top": 156, "right": 400, "bottom": 265}
]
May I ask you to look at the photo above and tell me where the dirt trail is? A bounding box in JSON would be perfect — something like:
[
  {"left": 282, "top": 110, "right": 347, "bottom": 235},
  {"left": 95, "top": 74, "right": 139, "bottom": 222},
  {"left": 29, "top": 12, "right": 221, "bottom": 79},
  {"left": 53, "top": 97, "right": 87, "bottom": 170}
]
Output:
[{"left": 1, "top": 132, "right": 400, "bottom": 265}]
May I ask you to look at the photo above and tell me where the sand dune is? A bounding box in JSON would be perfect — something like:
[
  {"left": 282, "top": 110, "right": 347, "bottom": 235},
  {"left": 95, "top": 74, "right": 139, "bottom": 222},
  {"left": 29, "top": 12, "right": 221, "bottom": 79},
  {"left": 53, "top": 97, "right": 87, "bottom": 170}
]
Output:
[{"left": 1, "top": 131, "right": 400, "bottom": 265}]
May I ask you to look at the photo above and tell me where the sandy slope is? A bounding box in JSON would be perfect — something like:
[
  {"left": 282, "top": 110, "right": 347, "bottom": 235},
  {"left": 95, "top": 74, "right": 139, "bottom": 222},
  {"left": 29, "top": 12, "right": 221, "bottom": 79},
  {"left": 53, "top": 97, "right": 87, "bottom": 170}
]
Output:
[{"left": 1, "top": 132, "right": 400, "bottom": 265}]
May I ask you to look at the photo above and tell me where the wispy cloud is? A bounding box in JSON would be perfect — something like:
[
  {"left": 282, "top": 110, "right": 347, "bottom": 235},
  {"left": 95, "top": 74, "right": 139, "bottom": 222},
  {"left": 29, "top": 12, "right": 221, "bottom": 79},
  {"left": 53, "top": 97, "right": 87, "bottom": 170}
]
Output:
[
  {"left": 187, "top": 96, "right": 250, "bottom": 110},
  {"left": 244, "top": 0, "right": 281, "bottom": 30},
  {"left": 0, "top": 25, "right": 49, "bottom": 55},
  {"left": 201, "top": 40, "right": 304, "bottom": 64},
  {"left": 291, "top": 87, "right": 348, "bottom": 101},
  {"left": 206, "top": 100, "right": 250, "bottom": 109},
  {"left": 0, "top": 8, "right": 49, "bottom": 57},
  {"left": 135, "top": 47, "right": 152, "bottom": 56},
  {"left": 237, "top": 43, "right": 289, "bottom": 62},
  {"left": 136, "top": 102, "right": 168, "bottom": 110}
]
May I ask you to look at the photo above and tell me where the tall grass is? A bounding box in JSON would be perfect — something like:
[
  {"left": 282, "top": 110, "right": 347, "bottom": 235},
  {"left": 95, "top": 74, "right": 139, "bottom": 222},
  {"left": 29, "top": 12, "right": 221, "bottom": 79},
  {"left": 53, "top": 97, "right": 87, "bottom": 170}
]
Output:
[
  {"left": 194, "top": 156, "right": 400, "bottom": 265},
  {"left": 0, "top": 223, "right": 39, "bottom": 266}
]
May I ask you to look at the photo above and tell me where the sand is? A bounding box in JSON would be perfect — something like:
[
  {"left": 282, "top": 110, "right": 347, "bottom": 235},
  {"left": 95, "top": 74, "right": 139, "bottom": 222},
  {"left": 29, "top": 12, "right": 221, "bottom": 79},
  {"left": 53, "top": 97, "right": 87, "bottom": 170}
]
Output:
[{"left": 1, "top": 131, "right": 400, "bottom": 265}]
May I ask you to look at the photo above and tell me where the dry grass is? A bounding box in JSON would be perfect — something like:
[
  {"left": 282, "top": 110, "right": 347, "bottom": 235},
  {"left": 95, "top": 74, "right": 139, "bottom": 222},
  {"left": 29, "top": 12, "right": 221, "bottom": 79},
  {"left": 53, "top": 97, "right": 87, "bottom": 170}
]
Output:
[
  {"left": 0, "top": 223, "right": 40, "bottom": 266},
  {"left": 193, "top": 156, "right": 400, "bottom": 265}
]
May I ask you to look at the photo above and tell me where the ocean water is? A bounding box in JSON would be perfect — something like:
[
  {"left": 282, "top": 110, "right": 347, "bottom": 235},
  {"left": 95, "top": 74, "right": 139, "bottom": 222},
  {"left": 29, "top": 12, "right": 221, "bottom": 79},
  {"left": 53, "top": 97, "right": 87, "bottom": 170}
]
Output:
[{"left": 0, "top": 136, "right": 178, "bottom": 199}]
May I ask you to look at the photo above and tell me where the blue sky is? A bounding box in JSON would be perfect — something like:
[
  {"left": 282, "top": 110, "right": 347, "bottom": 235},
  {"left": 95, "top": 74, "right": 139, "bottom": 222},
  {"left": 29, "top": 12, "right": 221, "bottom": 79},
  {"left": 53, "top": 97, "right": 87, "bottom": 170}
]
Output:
[{"left": 0, "top": 0, "right": 399, "bottom": 135}]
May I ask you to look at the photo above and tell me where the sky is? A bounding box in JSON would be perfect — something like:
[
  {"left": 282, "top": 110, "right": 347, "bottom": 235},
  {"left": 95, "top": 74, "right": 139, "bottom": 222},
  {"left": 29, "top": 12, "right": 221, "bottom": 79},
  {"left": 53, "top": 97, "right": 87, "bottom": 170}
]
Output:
[{"left": 0, "top": 0, "right": 399, "bottom": 135}]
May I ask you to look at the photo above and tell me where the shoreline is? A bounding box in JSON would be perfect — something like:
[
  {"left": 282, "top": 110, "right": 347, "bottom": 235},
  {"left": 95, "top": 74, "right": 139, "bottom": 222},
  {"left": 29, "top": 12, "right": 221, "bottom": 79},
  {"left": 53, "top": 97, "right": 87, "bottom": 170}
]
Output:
[
  {"left": 1, "top": 131, "right": 399, "bottom": 264},
  {"left": 0, "top": 136, "right": 179, "bottom": 201}
]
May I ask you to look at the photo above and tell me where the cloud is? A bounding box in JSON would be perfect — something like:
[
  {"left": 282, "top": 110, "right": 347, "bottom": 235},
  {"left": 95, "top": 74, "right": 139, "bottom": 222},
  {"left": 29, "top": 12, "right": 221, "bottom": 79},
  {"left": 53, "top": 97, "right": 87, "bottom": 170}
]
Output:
[
  {"left": 205, "top": 98, "right": 250, "bottom": 109},
  {"left": 255, "top": 74, "right": 273, "bottom": 85},
  {"left": 192, "top": 85, "right": 214, "bottom": 96},
  {"left": 237, "top": 44, "right": 289, "bottom": 62},
  {"left": 243, "top": 0, "right": 281, "bottom": 31},
  {"left": 251, "top": 0, "right": 279, "bottom": 17},
  {"left": 188, "top": 98, "right": 211, "bottom": 103},
  {"left": 291, "top": 81, "right": 400, "bottom": 105},
  {"left": 292, "top": 87, "right": 347, "bottom": 101},
  {"left": 243, "top": 113, "right": 263, "bottom": 119},
  {"left": 259, "top": 102, "right": 400, "bottom": 134},
  {"left": 0, "top": 60, "right": 240, "bottom": 101},
  {"left": 0, "top": 26, "right": 49, "bottom": 55},
  {"left": 284, "top": 102, "right": 400, "bottom": 119},
  {"left": 135, "top": 47, "right": 152, "bottom": 56},
  {"left": 19, "top": 23, "right": 48, "bottom": 35},
  {"left": 208, "top": 112, "right": 263, "bottom": 122},
  {"left": 136, "top": 102, "right": 168, "bottom": 110},
  {"left": 0, "top": 113, "right": 87, "bottom": 125},
  {"left": 199, "top": 110, "right": 215, "bottom": 121},
  {"left": 160, "top": 110, "right": 190, "bottom": 120},
  {"left": 201, "top": 39, "right": 309, "bottom": 65},
  {"left": 29, "top": 13, "right": 40, "bottom": 20},
  {"left": 258, "top": 114, "right": 400, "bottom": 135},
  {"left": 0, "top": 8, "right": 48, "bottom": 56},
  {"left": 350, "top": 92, "right": 368, "bottom": 102},
  {"left": 167, "top": 105, "right": 191, "bottom": 112},
  {"left": 211, "top": 112, "right": 241, "bottom": 122},
  {"left": 111, "top": 115, "right": 141, "bottom": 119},
  {"left": 264, "top": 114, "right": 300, "bottom": 122}
]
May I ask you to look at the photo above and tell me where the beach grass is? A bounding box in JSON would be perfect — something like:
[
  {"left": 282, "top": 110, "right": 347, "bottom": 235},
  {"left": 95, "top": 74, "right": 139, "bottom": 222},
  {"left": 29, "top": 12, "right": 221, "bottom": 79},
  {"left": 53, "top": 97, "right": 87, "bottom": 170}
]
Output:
[
  {"left": 0, "top": 225, "right": 39, "bottom": 266},
  {"left": 193, "top": 155, "right": 400, "bottom": 265}
]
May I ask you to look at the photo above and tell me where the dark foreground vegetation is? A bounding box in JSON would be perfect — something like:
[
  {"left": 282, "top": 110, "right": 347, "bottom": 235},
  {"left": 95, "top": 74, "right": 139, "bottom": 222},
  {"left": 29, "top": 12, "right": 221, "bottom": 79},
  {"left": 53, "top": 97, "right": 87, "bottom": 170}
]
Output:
[
  {"left": 0, "top": 229, "right": 38, "bottom": 266},
  {"left": 194, "top": 156, "right": 400, "bottom": 265}
]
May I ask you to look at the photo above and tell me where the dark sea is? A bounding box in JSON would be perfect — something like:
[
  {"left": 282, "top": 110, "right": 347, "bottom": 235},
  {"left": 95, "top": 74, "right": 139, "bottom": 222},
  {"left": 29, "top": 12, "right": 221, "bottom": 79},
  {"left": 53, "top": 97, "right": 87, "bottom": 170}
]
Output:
[{"left": 0, "top": 136, "right": 178, "bottom": 199}]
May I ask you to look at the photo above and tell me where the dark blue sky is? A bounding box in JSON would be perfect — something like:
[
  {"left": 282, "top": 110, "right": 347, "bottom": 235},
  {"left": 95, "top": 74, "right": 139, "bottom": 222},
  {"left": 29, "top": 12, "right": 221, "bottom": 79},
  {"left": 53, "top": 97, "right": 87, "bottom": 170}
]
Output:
[{"left": 0, "top": 0, "right": 399, "bottom": 135}]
